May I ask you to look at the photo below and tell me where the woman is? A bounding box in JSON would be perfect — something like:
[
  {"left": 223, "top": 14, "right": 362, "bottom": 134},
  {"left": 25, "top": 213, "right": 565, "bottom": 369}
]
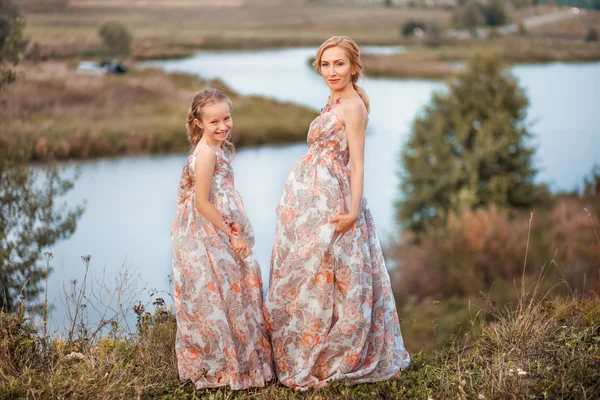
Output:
[{"left": 264, "top": 36, "right": 410, "bottom": 390}]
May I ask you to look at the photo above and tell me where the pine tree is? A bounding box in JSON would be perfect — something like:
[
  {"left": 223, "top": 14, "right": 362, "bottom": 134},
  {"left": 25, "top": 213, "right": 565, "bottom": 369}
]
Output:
[{"left": 396, "top": 52, "right": 547, "bottom": 233}]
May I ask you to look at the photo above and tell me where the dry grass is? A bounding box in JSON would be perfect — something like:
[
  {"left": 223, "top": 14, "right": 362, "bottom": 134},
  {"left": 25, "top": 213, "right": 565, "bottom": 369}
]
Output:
[
  {"left": 431, "top": 37, "right": 600, "bottom": 63},
  {"left": 1, "top": 285, "right": 598, "bottom": 399},
  {"left": 363, "top": 50, "right": 456, "bottom": 80},
  {"left": 391, "top": 188, "right": 600, "bottom": 354},
  {"left": 0, "top": 61, "right": 317, "bottom": 161},
  {"left": 525, "top": 9, "right": 600, "bottom": 40},
  {"left": 361, "top": 37, "right": 600, "bottom": 79},
  {"left": 16, "top": 0, "right": 452, "bottom": 58}
]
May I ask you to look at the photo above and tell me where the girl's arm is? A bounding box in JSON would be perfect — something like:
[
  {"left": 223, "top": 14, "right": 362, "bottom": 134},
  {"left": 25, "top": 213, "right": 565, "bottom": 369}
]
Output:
[
  {"left": 330, "top": 100, "right": 367, "bottom": 234},
  {"left": 193, "top": 147, "right": 249, "bottom": 256}
]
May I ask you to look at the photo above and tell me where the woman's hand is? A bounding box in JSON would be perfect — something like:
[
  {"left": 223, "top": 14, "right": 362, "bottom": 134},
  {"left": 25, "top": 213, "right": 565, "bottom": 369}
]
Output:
[
  {"left": 330, "top": 213, "right": 358, "bottom": 235},
  {"left": 230, "top": 236, "right": 251, "bottom": 258}
]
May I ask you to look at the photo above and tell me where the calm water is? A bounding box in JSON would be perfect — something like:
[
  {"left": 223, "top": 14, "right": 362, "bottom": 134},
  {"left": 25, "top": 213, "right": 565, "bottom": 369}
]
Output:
[{"left": 45, "top": 47, "right": 600, "bottom": 331}]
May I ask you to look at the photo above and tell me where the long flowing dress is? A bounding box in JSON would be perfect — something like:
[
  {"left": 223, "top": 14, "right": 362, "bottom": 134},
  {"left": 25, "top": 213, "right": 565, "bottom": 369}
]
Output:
[
  {"left": 171, "top": 147, "right": 273, "bottom": 390},
  {"left": 264, "top": 110, "right": 410, "bottom": 390}
]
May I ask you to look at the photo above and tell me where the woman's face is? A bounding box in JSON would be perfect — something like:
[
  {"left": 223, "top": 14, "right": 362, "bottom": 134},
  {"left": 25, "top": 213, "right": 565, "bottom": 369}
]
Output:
[
  {"left": 320, "top": 46, "right": 355, "bottom": 91},
  {"left": 196, "top": 101, "right": 233, "bottom": 143}
]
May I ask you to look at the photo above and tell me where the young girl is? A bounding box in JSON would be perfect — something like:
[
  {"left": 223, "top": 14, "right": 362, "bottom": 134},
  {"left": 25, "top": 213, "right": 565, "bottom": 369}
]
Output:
[{"left": 171, "top": 88, "right": 273, "bottom": 390}]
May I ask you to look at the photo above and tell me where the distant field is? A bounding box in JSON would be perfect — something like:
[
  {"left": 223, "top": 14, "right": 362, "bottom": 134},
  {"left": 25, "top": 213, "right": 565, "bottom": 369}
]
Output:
[
  {"left": 17, "top": 0, "right": 452, "bottom": 56},
  {"left": 13, "top": 1, "right": 600, "bottom": 74}
]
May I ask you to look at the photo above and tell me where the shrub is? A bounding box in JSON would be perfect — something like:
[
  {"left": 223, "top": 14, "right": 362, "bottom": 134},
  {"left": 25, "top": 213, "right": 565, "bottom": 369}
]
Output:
[
  {"left": 585, "top": 27, "right": 599, "bottom": 42},
  {"left": 98, "top": 21, "right": 132, "bottom": 56},
  {"left": 392, "top": 196, "right": 600, "bottom": 304},
  {"left": 401, "top": 20, "right": 427, "bottom": 37},
  {"left": 453, "top": 0, "right": 485, "bottom": 30}
]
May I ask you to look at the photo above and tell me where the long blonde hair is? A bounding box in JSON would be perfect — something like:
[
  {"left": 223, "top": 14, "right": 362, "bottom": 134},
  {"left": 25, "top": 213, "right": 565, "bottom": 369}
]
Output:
[
  {"left": 180, "top": 88, "right": 234, "bottom": 191},
  {"left": 313, "top": 36, "right": 370, "bottom": 114}
]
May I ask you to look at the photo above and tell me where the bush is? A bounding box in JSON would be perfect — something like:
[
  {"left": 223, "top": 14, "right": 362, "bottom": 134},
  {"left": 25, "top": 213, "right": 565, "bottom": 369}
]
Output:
[
  {"left": 454, "top": 0, "right": 512, "bottom": 30},
  {"left": 484, "top": 0, "right": 511, "bottom": 27},
  {"left": 401, "top": 20, "right": 427, "bottom": 37},
  {"left": 392, "top": 196, "right": 600, "bottom": 304},
  {"left": 453, "top": 0, "right": 485, "bottom": 30},
  {"left": 0, "top": 13, "right": 11, "bottom": 45},
  {"left": 1, "top": 0, "right": 25, "bottom": 90},
  {"left": 425, "top": 22, "right": 443, "bottom": 46},
  {"left": 98, "top": 21, "right": 132, "bottom": 56},
  {"left": 585, "top": 26, "right": 598, "bottom": 42}
]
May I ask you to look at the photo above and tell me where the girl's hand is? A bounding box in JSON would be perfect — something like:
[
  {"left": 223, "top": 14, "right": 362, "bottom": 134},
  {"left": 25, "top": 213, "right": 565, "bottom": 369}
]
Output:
[
  {"left": 330, "top": 213, "right": 358, "bottom": 235},
  {"left": 230, "top": 236, "right": 251, "bottom": 258},
  {"left": 222, "top": 217, "right": 242, "bottom": 237},
  {"left": 230, "top": 222, "right": 242, "bottom": 236}
]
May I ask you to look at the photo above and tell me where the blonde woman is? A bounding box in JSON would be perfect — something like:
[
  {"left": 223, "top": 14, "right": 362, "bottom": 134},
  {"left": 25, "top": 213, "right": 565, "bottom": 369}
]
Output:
[
  {"left": 264, "top": 37, "right": 410, "bottom": 390},
  {"left": 171, "top": 88, "right": 273, "bottom": 390}
]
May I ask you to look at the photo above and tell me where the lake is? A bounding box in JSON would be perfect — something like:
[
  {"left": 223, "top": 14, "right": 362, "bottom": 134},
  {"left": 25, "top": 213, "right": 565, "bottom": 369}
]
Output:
[{"left": 44, "top": 47, "right": 600, "bottom": 331}]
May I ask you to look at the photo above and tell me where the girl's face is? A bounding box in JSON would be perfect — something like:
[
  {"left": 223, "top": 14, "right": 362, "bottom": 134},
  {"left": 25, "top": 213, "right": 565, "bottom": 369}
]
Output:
[
  {"left": 196, "top": 101, "right": 233, "bottom": 143},
  {"left": 320, "top": 46, "right": 356, "bottom": 91}
]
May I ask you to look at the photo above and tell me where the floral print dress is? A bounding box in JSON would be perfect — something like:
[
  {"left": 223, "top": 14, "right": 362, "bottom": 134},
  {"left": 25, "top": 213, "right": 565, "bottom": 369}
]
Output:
[
  {"left": 171, "top": 146, "right": 273, "bottom": 390},
  {"left": 264, "top": 111, "right": 410, "bottom": 390}
]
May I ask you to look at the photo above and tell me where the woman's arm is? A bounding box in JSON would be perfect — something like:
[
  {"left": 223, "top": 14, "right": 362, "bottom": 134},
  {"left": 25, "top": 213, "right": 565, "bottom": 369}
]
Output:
[{"left": 330, "top": 100, "right": 367, "bottom": 234}]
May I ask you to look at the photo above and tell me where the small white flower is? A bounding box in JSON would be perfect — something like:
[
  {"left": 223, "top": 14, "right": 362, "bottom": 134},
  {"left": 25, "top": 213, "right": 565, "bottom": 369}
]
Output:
[
  {"left": 478, "top": 394, "right": 485, "bottom": 400},
  {"left": 517, "top": 368, "right": 527, "bottom": 376},
  {"left": 561, "top": 325, "right": 567, "bottom": 329},
  {"left": 64, "top": 352, "right": 86, "bottom": 361}
]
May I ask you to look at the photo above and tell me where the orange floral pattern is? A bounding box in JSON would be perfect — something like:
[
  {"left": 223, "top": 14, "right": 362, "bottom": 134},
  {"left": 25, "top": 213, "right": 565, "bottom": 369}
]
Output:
[
  {"left": 264, "top": 111, "right": 410, "bottom": 390},
  {"left": 171, "top": 149, "right": 273, "bottom": 390}
]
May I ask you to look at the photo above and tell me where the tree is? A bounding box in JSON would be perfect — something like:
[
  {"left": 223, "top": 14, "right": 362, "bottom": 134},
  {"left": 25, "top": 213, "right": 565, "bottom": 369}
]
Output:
[
  {"left": 585, "top": 27, "right": 598, "bottom": 42},
  {"left": 485, "top": 0, "right": 511, "bottom": 26},
  {"left": 0, "top": 0, "right": 84, "bottom": 312},
  {"left": 401, "top": 20, "right": 427, "bottom": 37},
  {"left": 1, "top": 0, "right": 24, "bottom": 90},
  {"left": 98, "top": 21, "right": 132, "bottom": 56},
  {"left": 425, "top": 22, "right": 443, "bottom": 47},
  {"left": 396, "top": 52, "right": 547, "bottom": 233},
  {"left": 454, "top": 0, "right": 485, "bottom": 31},
  {"left": 454, "top": 0, "right": 511, "bottom": 30},
  {"left": 510, "top": 0, "right": 534, "bottom": 8}
]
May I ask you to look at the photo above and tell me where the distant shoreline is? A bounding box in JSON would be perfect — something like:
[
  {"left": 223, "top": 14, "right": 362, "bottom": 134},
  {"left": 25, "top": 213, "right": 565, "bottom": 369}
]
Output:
[
  {"left": 2, "top": 63, "right": 318, "bottom": 163},
  {"left": 361, "top": 38, "right": 600, "bottom": 80}
]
